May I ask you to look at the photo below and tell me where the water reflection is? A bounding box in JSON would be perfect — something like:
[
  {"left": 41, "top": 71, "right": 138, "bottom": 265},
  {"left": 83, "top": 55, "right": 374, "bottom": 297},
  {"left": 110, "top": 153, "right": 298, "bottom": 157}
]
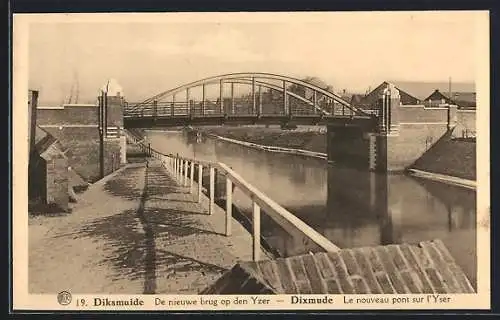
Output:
[{"left": 144, "top": 130, "right": 477, "bottom": 286}]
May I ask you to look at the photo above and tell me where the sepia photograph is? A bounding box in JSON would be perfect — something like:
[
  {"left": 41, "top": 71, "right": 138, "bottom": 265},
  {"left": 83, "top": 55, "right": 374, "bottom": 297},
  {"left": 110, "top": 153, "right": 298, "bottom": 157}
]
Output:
[{"left": 13, "top": 10, "right": 490, "bottom": 310}]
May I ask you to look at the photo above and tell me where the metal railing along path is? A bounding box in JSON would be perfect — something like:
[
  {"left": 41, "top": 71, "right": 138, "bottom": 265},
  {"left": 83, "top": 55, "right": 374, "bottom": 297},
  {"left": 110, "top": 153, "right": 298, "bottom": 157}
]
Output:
[{"left": 125, "top": 130, "right": 341, "bottom": 261}]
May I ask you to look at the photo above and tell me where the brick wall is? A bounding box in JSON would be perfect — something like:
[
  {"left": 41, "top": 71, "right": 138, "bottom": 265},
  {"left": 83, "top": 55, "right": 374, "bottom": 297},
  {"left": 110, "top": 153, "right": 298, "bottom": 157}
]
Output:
[
  {"left": 37, "top": 100, "right": 124, "bottom": 127},
  {"left": 106, "top": 96, "right": 124, "bottom": 127},
  {"left": 399, "top": 105, "right": 449, "bottom": 123},
  {"left": 42, "top": 126, "right": 121, "bottom": 182},
  {"left": 382, "top": 123, "right": 450, "bottom": 172},
  {"left": 373, "top": 101, "right": 454, "bottom": 172},
  {"left": 36, "top": 96, "right": 124, "bottom": 183},
  {"left": 37, "top": 106, "right": 99, "bottom": 126}
]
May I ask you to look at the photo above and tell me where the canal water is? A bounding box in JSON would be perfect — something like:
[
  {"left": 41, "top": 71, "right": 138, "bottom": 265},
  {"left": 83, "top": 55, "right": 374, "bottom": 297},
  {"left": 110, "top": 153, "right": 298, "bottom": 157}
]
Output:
[{"left": 144, "top": 129, "right": 477, "bottom": 287}]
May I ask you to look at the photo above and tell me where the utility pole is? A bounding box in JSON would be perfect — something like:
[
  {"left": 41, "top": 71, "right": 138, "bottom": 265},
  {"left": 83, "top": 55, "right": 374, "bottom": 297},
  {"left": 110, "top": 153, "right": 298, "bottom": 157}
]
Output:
[
  {"left": 74, "top": 71, "right": 79, "bottom": 104},
  {"left": 98, "top": 91, "right": 105, "bottom": 179},
  {"left": 448, "top": 76, "right": 452, "bottom": 104}
]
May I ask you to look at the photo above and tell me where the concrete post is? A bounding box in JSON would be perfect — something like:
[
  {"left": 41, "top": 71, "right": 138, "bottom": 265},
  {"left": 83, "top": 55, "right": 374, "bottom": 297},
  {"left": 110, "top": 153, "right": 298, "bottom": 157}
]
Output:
[
  {"left": 368, "top": 133, "right": 376, "bottom": 171},
  {"left": 252, "top": 201, "right": 261, "bottom": 261},
  {"left": 190, "top": 161, "right": 194, "bottom": 193},
  {"left": 28, "top": 90, "right": 38, "bottom": 157},
  {"left": 198, "top": 164, "right": 203, "bottom": 203},
  {"left": 388, "top": 83, "right": 400, "bottom": 135},
  {"left": 230, "top": 83, "right": 235, "bottom": 114},
  {"left": 120, "top": 134, "right": 127, "bottom": 164},
  {"left": 252, "top": 77, "right": 256, "bottom": 114},
  {"left": 172, "top": 94, "right": 176, "bottom": 115},
  {"left": 209, "top": 166, "right": 215, "bottom": 215},
  {"left": 202, "top": 83, "right": 206, "bottom": 115},
  {"left": 283, "top": 80, "right": 288, "bottom": 115},
  {"left": 378, "top": 83, "right": 400, "bottom": 135},
  {"left": 258, "top": 85, "right": 263, "bottom": 115},
  {"left": 219, "top": 79, "right": 224, "bottom": 114},
  {"left": 447, "top": 104, "right": 458, "bottom": 130},
  {"left": 378, "top": 91, "right": 387, "bottom": 133},
  {"left": 225, "top": 177, "right": 232, "bottom": 237},
  {"left": 184, "top": 160, "right": 188, "bottom": 186}
]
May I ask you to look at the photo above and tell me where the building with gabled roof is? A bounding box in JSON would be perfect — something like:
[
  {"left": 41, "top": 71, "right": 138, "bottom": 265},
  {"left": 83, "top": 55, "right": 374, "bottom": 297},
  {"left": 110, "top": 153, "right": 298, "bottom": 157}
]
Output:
[
  {"left": 424, "top": 89, "right": 476, "bottom": 109},
  {"left": 388, "top": 80, "right": 475, "bottom": 102},
  {"left": 352, "top": 80, "right": 476, "bottom": 110},
  {"left": 29, "top": 126, "right": 70, "bottom": 212},
  {"left": 352, "top": 81, "right": 421, "bottom": 110},
  {"left": 201, "top": 239, "right": 474, "bottom": 294}
]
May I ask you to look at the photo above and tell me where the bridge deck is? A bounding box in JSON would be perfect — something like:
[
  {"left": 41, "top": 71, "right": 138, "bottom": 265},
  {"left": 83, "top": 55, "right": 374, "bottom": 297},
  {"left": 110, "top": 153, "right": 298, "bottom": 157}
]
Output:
[
  {"left": 124, "top": 114, "right": 378, "bottom": 129},
  {"left": 29, "top": 160, "right": 270, "bottom": 294}
]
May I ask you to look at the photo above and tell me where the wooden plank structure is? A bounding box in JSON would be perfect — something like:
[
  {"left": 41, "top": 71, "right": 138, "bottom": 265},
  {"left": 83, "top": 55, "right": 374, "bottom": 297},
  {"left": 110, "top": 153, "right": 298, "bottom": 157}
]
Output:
[{"left": 201, "top": 239, "right": 475, "bottom": 294}]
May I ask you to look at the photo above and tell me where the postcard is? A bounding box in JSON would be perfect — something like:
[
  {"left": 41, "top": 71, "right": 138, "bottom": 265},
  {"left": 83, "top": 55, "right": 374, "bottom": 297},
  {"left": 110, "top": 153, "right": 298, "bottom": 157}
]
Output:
[{"left": 12, "top": 11, "right": 490, "bottom": 311}]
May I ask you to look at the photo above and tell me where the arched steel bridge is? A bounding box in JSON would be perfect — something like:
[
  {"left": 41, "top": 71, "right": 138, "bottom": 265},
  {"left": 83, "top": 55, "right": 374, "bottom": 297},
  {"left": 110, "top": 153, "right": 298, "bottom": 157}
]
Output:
[{"left": 123, "top": 72, "right": 378, "bottom": 128}]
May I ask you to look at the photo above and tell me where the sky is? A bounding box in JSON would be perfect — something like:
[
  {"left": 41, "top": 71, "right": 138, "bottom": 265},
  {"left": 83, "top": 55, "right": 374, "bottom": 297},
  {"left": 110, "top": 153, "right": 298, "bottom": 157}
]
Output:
[{"left": 25, "top": 11, "right": 485, "bottom": 105}]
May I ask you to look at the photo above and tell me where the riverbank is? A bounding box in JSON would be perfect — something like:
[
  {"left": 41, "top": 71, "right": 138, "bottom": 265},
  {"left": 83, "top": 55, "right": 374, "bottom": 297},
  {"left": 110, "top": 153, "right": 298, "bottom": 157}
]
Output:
[
  {"left": 408, "top": 169, "right": 476, "bottom": 190},
  {"left": 197, "top": 126, "right": 327, "bottom": 154},
  {"left": 410, "top": 138, "right": 476, "bottom": 182},
  {"left": 195, "top": 126, "right": 476, "bottom": 186}
]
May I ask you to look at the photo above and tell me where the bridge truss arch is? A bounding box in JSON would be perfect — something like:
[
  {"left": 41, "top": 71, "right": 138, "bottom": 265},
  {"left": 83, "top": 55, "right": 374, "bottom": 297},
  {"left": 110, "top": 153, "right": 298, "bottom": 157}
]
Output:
[{"left": 124, "top": 72, "right": 372, "bottom": 119}]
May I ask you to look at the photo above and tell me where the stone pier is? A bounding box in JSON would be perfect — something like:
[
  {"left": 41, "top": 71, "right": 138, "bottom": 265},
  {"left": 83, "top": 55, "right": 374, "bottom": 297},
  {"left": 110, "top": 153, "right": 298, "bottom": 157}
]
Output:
[{"left": 327, "top": 82, "right": 458, "bottom": 173}]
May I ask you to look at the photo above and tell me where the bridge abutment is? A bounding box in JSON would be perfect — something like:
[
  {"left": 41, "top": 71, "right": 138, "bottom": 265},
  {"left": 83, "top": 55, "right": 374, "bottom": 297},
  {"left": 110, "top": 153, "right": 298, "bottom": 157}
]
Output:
[{"left": 327, "top": 83, "right": 457, "bottom": 173}]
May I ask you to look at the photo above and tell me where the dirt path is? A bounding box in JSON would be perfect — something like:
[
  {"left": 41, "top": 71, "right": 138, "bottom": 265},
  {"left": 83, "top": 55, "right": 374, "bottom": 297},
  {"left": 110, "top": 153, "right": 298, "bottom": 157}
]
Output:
[{"left": 29, "top": 160, "right": 265, "bottom": 294}]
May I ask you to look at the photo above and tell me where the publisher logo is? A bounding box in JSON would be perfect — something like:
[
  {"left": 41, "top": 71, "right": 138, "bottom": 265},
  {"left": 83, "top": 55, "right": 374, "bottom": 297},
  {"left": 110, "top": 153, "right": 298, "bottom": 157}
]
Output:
[{"left": 57, "top": 291, "right": 72, "bottom": 306}]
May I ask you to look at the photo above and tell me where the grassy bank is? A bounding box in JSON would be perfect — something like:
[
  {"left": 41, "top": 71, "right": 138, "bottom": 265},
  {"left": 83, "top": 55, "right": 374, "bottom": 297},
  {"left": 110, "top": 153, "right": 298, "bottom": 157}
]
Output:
[
  {"left": 197, "top": 126, "right": 475, "bottom": 182},
  {"left": 411, "top": 138, "right": 476, "bottom": 181},
  {"left": 198, "top": 126, "right": 328, "bottom": 154}
]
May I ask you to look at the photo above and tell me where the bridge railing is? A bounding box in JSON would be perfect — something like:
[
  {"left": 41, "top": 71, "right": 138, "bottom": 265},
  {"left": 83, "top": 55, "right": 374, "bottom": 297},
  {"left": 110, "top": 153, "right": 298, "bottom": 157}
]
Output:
[
  {"left": 125, "top": 130, "right": 341, "bottom": 261},
  {"left": 124, "top": 97, "right": 369, "bottom": 119}
]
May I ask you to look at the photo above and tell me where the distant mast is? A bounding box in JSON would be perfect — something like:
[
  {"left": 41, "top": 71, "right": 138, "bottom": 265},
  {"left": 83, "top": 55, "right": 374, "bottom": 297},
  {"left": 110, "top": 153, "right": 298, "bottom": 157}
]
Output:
[
  {"left": 448, "top": 76, "right": 452, "bottom": 104},
  {"left": 66, "top": 70, "right": 80, "bottom": 104}
]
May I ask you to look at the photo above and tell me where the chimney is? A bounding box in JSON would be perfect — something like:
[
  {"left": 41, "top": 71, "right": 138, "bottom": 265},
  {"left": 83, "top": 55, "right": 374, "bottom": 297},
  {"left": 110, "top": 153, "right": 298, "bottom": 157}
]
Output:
[{"left": 28, "top": 90, "right": 39, "bottom": 157}]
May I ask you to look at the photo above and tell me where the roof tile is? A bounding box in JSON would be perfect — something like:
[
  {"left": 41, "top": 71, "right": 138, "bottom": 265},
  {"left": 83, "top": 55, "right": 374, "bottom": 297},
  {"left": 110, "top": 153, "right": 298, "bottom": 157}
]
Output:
[
  {"left": 351, "top": 276, "right": 370, "bottom": 294},
  {"left": 399, "top": 244, "right": 435, "bottom": 293},
  {"left": 314, "top": 252, "right": 336, "bottom": 279},
  {"left": 448, "top": 263, "right": 475, "bottom": 293},
  {"left": 375, "top": 272, "right": 397, "bottom": 294},
  {"left": 302, "top": 254, "right": 328, "bottom": 294},
  {"left": 425, "top": 267, "right": 449, "bottom": 294},
  {"left": 420, "top": 241, "right": 463, "bottom": 294},
  {"left": 202, "top": 240, "right": 475, "bottom": 295},
  {"left": 354, "top": 248, "right": 383, "bottom": 294},
  {"left": 400, "top": 270, "right": 423, "bottom": 294},
  {"left": 341, "top": 249, "right": 363, "bottom": 277},
  {"left": 328, "top": 251, "right": 355, "bottom": 294},
  {"left": 275, "top": 258, "right": 298, "bottom": 294},
  {"left": 289, "top": 256, "right": 313, "bottom": 294},
  {"left": 324, "top": 278, "right": 342, "bottom": 294},
  {"left": 256, "top": 259, "right": 283, "bottom": 292},
  {"left": 374, "top": 246, "right": 411, "bottom": 294}
]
